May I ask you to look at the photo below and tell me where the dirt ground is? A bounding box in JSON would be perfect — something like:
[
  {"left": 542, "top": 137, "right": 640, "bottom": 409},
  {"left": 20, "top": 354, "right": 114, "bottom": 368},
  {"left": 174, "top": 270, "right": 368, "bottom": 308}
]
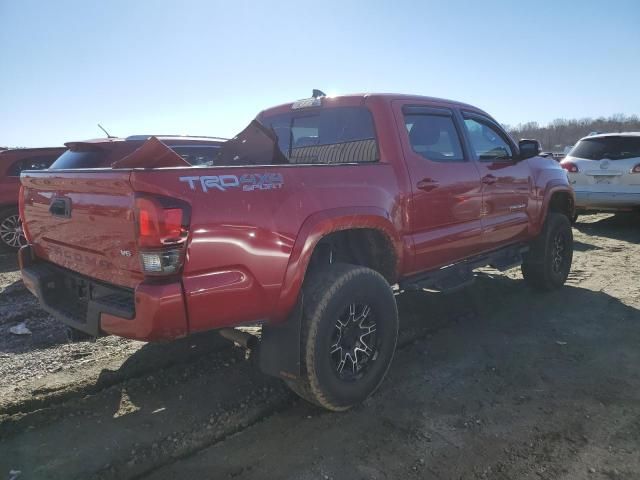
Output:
[{"left": 1, "top": 213, "right": 639, "bottom": 480}]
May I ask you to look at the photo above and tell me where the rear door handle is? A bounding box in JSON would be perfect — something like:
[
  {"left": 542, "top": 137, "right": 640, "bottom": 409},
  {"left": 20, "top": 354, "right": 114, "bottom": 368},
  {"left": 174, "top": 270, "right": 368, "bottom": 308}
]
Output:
[
  {"left": 482, "top": 174, "right": 497, "bottom": 185},
  {"left": 417, "top": 178, "right": 439, "bottom": 192}
]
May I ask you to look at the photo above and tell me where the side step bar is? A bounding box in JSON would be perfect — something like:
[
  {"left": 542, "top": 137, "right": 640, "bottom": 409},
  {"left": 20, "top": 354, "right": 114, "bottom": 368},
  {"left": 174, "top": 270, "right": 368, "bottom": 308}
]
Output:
[
  {"left": 400, "top": 244, "right": 528, "bottom": 294},
  {"left": 219, "top": 328, "right": 259, "bottom": 350}
]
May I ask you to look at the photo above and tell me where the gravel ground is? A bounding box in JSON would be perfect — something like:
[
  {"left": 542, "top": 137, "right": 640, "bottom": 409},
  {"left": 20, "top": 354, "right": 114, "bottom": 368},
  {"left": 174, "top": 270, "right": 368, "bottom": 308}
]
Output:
[
  {"left": 0, "top": 213, "right": 639, "bottom": 480},
  {"left": 0, "top": 252, "right": 144, "bottom": 413}
]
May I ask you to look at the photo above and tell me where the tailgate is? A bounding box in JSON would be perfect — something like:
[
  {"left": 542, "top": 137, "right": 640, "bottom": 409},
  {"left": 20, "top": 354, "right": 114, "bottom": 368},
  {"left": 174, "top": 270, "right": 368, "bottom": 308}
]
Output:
[{"left": 21, "top": 170, "right": 143, "bottom": 289}]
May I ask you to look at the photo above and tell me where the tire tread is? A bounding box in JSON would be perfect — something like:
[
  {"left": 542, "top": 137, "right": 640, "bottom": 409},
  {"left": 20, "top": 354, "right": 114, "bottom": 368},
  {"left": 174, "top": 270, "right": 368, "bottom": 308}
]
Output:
[
  {"left": 522, "top": 212, "right": 572, "bottom": 291},
  {"left": 286, "top": 264, "right": 397, "bottom": 411}
]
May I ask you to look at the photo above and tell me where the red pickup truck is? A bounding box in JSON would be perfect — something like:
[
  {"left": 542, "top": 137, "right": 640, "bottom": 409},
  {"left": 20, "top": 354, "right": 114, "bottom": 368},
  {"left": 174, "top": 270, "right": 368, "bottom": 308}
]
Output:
[{"left": 19, "top": 93, "right": 574, "bottom": 410}]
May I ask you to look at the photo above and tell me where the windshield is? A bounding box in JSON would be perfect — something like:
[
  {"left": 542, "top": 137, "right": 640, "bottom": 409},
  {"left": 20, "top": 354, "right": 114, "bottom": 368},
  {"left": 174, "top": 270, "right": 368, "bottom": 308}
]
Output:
[
  {"left": 214, "top": 106, "right": 379, "bottom": 166},
  {"left": 569, "top": 136, "right": 640, "bottom": 160},
  {"left": 50, "top": 149, "right": 107, "bottom": 169},
  {"left": 51, "top": 143, "right": 223, "bottom": 169}
]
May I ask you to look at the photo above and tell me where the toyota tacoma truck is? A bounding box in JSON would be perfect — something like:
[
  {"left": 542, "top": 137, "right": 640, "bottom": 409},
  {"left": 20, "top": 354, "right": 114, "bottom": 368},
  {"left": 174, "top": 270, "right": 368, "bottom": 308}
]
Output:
[{"left": 19, "top": 93, "right": 575, "bottom": 411}]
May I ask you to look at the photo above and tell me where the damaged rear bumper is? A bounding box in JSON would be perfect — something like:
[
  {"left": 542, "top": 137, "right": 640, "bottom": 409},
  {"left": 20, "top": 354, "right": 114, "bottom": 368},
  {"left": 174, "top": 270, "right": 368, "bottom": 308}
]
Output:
[{"left": 19, "top": 245, "right": 188, "bottom": 341}]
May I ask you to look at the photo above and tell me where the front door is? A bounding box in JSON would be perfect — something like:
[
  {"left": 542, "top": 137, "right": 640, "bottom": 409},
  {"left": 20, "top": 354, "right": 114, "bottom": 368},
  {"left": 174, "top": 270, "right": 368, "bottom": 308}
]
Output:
[
  {"left": 461, "top": 113, "right": 532, "bottom": 249},
  {"left": 393, "top": 101, "right": 484, "bottom": 274}
]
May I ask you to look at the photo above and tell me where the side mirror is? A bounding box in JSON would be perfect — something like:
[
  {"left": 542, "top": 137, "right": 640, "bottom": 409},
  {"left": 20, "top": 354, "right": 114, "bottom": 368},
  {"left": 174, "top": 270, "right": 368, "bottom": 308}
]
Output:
[{"left": 518, "top": 139, "right": 541, "bottom": 160}]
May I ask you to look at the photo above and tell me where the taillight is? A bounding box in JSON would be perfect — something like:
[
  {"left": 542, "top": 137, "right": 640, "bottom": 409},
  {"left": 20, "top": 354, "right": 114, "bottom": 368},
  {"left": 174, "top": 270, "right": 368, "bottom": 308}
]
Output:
[
  {"left": 561, "top": 162, "right": 579, "bottom": 173},
  {"left": 140, "top": 248, "right": 184, "bottom": 274},
  {"left": 134, "top": 195, "right": 190, "bottom": 275},
  {"left": 631, "top": 164, "right": 640, "bottom": 174}
]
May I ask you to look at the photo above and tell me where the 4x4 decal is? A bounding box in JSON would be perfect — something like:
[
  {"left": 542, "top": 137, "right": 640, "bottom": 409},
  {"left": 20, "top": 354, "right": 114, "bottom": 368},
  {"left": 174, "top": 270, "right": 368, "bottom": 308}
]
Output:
[{"left": 179, "top": 173, "right": 284, "bottom": 192}]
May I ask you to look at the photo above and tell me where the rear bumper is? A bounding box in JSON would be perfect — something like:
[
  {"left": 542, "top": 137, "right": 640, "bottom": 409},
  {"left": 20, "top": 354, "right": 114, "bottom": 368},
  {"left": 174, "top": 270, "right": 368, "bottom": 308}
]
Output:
[
  {"left": 574, "top": 190, "right": 640, "bottom": 210},
  {"left": 19, "top": 246, "right": 188, "bottom": 341}
]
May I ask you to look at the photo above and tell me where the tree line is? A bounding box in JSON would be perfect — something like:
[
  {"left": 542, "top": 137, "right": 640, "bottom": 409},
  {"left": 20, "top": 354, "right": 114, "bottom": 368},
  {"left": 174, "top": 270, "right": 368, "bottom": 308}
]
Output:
[{"left": 505, "top": 114, "right": 640, "bottom": 153}]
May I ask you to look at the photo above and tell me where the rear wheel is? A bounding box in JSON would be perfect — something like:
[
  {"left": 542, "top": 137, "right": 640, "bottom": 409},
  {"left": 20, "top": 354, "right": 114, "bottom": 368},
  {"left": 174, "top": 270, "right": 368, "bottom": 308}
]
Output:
[
  {"left": 522, "top": 212, "right": 573, "bottom": 291},
  {"left": 286, "top": 263, "right": 398, "bottom": 411},
  {"left": 0, "top": 208, "right": 26, "bottom": 251}
]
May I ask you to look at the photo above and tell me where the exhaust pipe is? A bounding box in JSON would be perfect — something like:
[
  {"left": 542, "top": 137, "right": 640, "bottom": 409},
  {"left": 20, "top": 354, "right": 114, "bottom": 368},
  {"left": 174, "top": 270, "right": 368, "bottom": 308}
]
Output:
[{"left": 219, "top": 328, "right": 259, "bottom": 350}]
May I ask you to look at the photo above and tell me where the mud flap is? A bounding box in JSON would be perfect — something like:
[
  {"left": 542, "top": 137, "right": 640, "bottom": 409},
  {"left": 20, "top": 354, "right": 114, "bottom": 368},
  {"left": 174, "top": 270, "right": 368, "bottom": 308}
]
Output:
[{"left": 258, "top": 296, "right": 302, "bottom": 379}]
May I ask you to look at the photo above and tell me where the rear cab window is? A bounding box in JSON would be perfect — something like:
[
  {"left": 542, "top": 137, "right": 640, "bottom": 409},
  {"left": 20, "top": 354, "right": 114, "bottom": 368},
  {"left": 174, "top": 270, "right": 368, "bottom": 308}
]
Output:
[
  {"left": 569, "top": 136, "right": 640, "bottom": 160},
  {"left": 264, "top": 107, "right": 378, "bottom": 164},
  {"left": 215, "top": 106, "right": 379, "bottom": 166}
]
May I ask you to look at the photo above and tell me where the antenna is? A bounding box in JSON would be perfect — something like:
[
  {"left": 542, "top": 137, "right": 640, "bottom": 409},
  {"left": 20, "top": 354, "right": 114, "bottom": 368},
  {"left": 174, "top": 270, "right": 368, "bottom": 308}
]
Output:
[
  {"left": 98, "top": 124, "right": 115, "bottom": 138},
  {"left": 312, "top": 89, "right": 326, "bottom": 98}
]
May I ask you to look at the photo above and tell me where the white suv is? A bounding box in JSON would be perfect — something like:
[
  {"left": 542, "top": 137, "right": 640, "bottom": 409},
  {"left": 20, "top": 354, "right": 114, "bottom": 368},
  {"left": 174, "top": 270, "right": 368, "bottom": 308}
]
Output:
[{"left": 561, "top": 133, "right": 640, "bottom": 220}]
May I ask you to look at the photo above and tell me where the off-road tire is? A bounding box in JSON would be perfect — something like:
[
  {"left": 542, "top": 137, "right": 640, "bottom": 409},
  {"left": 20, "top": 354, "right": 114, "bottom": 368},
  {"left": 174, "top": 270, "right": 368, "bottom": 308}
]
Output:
[
  {"left": 285, "top": 263, "right": 398, "bottom": 411},
  {"left": 521, "top": 212, "right": 573, "bottom": 291}
]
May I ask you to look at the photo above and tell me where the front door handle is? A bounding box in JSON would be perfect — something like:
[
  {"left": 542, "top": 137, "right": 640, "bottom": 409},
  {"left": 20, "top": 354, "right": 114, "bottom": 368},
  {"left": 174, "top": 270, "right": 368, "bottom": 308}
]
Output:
[
  {"left": 482, "top": 174, "right": 497, "bottom": 185},
  {"left": 417, "top": 178, "right": 439, "bottom": 192}
]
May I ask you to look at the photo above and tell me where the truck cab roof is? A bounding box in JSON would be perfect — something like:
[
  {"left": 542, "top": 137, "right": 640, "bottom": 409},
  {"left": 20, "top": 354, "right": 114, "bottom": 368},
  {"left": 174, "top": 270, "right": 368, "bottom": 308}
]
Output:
[{"left": 258, "top": 92, "right": 488, "bottom": 118}]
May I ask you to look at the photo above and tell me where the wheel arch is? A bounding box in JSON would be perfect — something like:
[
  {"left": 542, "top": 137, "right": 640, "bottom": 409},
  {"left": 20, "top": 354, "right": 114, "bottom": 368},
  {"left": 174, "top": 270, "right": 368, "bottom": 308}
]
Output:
[
  {"left": 273, "top": 207, "right": 403, "bottom": 323},
  {"left": 536, "top": 184, "right": 575, "bottom": 235}
]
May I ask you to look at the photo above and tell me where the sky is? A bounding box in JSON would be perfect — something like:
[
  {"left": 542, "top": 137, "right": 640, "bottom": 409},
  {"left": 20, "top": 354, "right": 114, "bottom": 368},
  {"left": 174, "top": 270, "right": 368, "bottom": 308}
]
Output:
[{"left": 1, "top": 0, "right": 639, "bottom": 147}]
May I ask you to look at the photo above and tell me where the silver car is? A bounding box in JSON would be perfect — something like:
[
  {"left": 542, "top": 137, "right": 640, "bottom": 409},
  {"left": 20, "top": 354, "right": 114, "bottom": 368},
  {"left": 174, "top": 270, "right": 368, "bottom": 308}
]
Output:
[{"left": 561, "top": 133, "right": 640, "bottom": 219}]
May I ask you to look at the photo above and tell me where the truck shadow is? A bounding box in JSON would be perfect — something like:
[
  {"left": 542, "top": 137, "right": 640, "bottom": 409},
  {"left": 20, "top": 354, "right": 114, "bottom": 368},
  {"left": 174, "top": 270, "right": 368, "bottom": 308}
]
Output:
[
  {"left": 0, "top": 252, "right": 18, "bottom": 274},
  {"left": 5, "top": 272, "right": 640, "bottom": 479},
  {"left": 101, "top": 274, "right": 640, "bottom": 423},
  {"left": 574, "top": 212, "right": 640, "bottom": 243},
  {"left": 572, "top": 240, "right": 602, "bottom": 252},
  {"left": 139, "top": 276, "right": 640, "bottom": 480}
]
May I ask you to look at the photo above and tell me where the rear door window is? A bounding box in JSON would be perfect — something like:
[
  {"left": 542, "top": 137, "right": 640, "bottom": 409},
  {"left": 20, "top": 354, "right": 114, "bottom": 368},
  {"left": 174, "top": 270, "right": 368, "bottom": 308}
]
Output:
[
  {"left": 261, "top": 107, "right": 379, "bottom": 164},
  {"left": 404, "top": 113, "right": 465, "bottom": 162},
  {"left": 569, "top": 137, "right": 640, "bottom": 160}
]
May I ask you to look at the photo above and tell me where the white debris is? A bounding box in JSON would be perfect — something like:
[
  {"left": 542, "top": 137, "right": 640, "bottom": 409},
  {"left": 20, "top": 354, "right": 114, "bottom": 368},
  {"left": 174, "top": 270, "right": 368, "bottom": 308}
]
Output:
[
  {"left": 8, "top": 470, "right": 22, "bottom": 480},
  {"left": 9, "top": 323, "right": 31, "bottom": 335}
]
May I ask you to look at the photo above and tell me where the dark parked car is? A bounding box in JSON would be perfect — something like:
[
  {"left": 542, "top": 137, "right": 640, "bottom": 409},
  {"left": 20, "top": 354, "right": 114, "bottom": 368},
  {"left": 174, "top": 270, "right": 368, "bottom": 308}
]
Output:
[{"left": 50, "top": 135, "right": 227, "bottom": 169}]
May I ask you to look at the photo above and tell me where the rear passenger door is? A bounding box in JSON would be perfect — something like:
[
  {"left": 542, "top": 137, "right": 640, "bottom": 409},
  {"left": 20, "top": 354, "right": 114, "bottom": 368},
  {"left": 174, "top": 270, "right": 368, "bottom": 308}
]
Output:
[
  {"left": 393, "top": 101, "right": 484, "bottom": 274},
  {"left": 460, "top": 112, "right": 532, "bottom": 248}
]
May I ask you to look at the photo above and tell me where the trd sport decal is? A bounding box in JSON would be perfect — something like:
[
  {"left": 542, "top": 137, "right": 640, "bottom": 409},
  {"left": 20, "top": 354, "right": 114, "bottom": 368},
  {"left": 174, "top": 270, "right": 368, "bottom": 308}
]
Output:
[{"left": 179, "top": 173, "right": 284, "bottom": 192}]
